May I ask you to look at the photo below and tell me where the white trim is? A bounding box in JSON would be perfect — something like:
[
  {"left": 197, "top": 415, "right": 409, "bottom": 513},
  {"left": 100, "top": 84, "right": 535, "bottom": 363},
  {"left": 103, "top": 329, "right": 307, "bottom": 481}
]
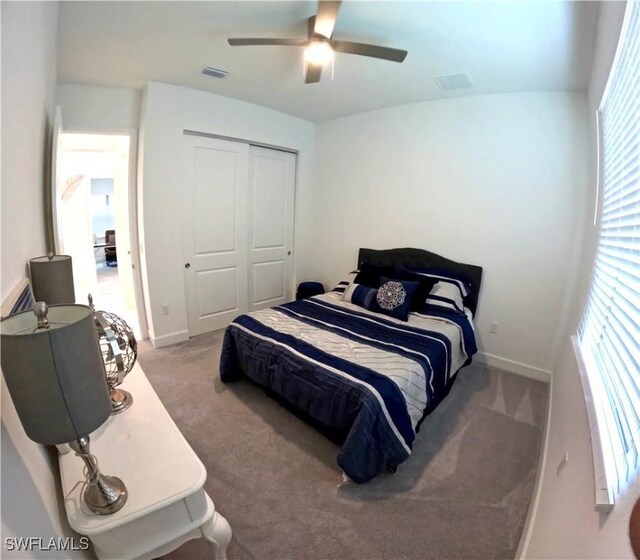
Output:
[
  {"left": 598, "top": 0, "right": 635, "bottom": 112},
  {"left": 50, "top": 106, "right": 63, "bottom": 254},
  {"left": 516, "top": 371, "right": 553, "bottom": 559},
  {"left": 475, "top": 352, "right": 552, "bottom": 383},
  {"left": 149, "top": 329, "right": 189, "bottom": 348},
  {"left": 183, "top": 129, "right": 299, "bottom": 155},
  {"left": 572, "top": 336, "right": 615, "bottom": 509},
  {"left": 593, "top": 109, "right": 602, "bottom": 226},
  {"left": 127, "top": 129, "right": 149, "bottom": 340}
]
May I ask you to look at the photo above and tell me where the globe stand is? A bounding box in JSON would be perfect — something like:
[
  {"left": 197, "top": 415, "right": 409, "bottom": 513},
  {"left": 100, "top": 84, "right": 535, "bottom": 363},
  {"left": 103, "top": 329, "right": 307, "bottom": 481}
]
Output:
[
  {"left": 88, "top": 294, "right": 138, "bottom": 417},
  {"left": 110, "top": 387, "right": 133, "bottom": 415}
]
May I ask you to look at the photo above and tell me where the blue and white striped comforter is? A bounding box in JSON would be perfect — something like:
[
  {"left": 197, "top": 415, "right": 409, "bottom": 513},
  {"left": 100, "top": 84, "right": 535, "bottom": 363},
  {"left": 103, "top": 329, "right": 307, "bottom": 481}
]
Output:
[{"left": 220, "top": 292, "right": 477, "bottom": 483}]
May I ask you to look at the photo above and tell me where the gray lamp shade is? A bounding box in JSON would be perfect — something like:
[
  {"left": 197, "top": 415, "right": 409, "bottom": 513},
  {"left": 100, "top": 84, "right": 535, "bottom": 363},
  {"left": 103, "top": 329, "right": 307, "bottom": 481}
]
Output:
[
  {"left": 30, "top": 255, "right": 75, "bottom": 304},
  {"left": 0, "top": 305, "right": 111, "bottom": 445}
]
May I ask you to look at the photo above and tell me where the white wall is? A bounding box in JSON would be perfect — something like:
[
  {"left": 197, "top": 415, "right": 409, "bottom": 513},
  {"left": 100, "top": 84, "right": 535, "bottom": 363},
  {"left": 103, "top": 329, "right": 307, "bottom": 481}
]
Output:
[
  {"left": 525, "top": 3, "right": 638, "bottom": 558},
  {"left": 312, "top": 91, "right": 589, "bottom": 375},
  {"left": 55, "top": 84, "right": 140, "bottom": 132},
  {"left": 138, "top": 82, "right": 316, "bottom": 347},
  {"left": 1, "top": 3, "right": 91, "bottom": 558}
]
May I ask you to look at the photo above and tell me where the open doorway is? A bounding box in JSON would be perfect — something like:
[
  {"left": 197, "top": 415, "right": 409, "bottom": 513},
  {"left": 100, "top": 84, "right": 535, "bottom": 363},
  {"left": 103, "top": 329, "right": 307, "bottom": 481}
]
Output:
[{"left": 57, "top": 132, "right": 142, "bottom": 338}]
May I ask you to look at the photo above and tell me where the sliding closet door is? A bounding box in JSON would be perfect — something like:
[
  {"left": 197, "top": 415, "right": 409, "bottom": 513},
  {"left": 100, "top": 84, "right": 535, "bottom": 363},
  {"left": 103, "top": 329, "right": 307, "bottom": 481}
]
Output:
[
  {"left": 183, "top": 136, "right": 249, "bottom": 336},
  {"left": 247, "top": 146, "right": 296, "bottom": 311}
]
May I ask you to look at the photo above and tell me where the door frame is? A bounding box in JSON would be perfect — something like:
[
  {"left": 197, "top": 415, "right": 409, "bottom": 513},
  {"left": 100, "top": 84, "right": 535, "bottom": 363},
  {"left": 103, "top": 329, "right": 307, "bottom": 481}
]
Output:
[
  {"left": 55, "top": 127, "right": 148, "bottom": 340},
  {"left": 183, "top": 129, "right": 298, "bottom": 156}
]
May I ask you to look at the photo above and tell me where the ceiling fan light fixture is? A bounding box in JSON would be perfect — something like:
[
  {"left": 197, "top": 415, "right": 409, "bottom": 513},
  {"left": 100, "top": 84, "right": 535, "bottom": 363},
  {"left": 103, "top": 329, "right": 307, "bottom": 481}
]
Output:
[
  {"left": 304, "top": 39, "right": 334, "bottom": 66},
  {"left": 228, "top": 1, "right": 407, "bottom": 83}
]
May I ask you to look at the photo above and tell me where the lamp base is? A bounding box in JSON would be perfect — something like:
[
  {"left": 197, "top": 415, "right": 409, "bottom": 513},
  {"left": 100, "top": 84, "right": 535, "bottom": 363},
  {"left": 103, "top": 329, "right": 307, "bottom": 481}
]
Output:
[
  {"left": 83, "top": 474, "right": 128, "bottom": 515},
  {"left": 69, "top": 436, "right": 128, "bottom": 516},
  {"left": 110, "top": 388, "right": 133, "bottom": 415}
]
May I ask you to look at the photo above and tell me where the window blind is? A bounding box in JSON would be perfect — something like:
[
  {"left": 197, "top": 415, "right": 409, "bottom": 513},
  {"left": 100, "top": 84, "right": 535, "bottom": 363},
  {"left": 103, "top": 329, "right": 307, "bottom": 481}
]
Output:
[{"left": 578, "top": 0, "right": 640, "bottom": 505}]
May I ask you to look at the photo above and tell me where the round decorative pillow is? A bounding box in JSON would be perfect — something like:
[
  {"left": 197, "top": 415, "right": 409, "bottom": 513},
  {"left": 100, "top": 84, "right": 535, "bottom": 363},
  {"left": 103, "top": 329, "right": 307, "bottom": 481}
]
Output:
[{"left": 376, "top": 280, "right": 406, "bottom": 310}]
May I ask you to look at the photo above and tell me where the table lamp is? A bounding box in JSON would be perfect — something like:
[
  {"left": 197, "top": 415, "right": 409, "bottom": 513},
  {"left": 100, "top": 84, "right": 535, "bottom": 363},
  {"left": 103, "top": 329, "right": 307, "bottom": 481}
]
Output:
[
  {"left": 29, "top": 254, "right": 75, "bottom": 304},
  {"left": 0, "top": 302, "right": 127, "bottom": 515}
]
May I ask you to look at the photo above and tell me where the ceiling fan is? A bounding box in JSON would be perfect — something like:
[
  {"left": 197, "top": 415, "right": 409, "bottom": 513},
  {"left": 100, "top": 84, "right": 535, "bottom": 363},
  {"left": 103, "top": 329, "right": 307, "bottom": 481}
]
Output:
[{"left": 227, "top": 0, "right": 408, "bottom": 84}]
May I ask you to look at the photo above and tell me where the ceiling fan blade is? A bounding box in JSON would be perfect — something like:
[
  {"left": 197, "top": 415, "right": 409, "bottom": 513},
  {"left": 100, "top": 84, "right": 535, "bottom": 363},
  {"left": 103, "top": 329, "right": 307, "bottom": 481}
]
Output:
[
  {"left": 314, "top": 0, "right": 342, "bottom": 38},
  {"left": 307, "top": 15, "right": 316, "bottom": 39},
  {"left": 304, "top": 63, "right": 323, "bottom": 84},
  {"left": 332, "top": 40, "right": 407, "bottom": 62},
  {"left": 228, "top": 38, "right": 307, "bottom": 47}
]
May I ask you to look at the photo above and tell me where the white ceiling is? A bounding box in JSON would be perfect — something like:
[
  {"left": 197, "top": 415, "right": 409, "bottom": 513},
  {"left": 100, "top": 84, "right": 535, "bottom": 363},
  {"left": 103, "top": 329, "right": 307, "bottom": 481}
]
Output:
[{"left": 57, "top": 1, "right": 599, "bottom": 122}]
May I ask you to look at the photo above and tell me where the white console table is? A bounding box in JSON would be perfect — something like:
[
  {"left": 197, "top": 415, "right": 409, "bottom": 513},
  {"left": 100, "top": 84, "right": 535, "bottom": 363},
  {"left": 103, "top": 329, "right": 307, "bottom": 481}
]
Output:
[{"left": 59, "top": 363, "right": 232, "bottom": 560}]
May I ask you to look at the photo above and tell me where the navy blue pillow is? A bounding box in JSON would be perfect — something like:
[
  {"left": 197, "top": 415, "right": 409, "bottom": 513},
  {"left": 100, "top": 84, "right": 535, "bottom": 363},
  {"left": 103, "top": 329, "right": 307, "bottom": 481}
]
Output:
[
  {"left": 354, "top": 264, "right": 396, "bottom": 288},
  {"left": 342, "top": 282, "right": 377, "bottom": 308},
  {"left": 368, "top": 277, "right": 421, "bottom": 321}
]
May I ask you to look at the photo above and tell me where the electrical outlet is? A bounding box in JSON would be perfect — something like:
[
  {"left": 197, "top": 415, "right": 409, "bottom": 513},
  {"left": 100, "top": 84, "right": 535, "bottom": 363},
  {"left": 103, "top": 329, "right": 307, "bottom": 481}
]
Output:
[
  {"left": 490, "top": 321, "right": 499, "bottom": 334},
  {"left": 162, "top": 304, "right": 169, "bottom": 315}
]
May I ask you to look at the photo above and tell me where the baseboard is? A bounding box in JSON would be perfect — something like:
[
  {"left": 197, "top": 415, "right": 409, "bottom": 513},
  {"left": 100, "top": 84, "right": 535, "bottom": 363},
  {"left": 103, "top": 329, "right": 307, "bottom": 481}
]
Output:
[
  {"left": 516, "top": 368, "right": 554, "bottom": 559},
  {"left": 475, "top": 352, "right": 552, "bottom": 383},
  {"left": 149, "top": 329, "right": 189, "bottom": 348}
]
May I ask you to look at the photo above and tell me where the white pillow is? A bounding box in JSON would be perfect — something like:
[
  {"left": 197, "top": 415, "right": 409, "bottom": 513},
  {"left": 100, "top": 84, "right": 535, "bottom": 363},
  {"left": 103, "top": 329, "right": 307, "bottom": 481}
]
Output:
[
  {"left": 425, "top": 282, "right": 465, "bottom": 313},
  {"left": 332, "top": 271, "right": 357, "bottom": 294}
]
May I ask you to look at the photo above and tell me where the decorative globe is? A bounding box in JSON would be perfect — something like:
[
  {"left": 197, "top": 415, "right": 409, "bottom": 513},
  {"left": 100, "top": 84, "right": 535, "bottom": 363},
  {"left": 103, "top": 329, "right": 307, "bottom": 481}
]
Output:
[{"left": 89, "top": 295, "right": 137, "bottom": 414}]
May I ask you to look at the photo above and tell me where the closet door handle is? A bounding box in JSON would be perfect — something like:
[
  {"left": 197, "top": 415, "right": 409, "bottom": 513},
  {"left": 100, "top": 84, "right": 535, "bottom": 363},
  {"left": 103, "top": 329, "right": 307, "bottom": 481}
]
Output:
[
  {"left": 287, "top": 251, "right": 291, "bottom": 256},
  {"left": 185, "top": 263, "right": 191, "bottom": 269}
]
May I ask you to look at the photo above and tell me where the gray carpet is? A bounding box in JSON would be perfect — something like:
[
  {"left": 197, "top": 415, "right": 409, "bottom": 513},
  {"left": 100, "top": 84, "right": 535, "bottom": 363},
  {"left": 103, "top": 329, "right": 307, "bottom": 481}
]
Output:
[{"left": 137, "top": 330, "right": 548, "bottom": 560}]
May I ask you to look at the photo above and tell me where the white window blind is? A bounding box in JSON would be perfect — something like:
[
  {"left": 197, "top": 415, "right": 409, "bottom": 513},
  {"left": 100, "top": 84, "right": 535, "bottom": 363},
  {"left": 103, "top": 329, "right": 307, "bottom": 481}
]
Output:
[{"left": 578, "top": 0, "right": 640, "bottom": 506}]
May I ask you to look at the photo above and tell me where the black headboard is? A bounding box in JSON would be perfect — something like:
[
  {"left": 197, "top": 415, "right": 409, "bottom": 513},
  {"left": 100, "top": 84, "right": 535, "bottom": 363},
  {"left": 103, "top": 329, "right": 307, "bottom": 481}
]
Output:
[{"left": 358, "top": 247, "right": 483, "bottom": 316}]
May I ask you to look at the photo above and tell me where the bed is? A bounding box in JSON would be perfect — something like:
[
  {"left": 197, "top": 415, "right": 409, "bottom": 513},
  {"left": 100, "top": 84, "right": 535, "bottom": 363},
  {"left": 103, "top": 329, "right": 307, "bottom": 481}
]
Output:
[{"left": 220, "top": 247, "right": 482, "bottom": 483}]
